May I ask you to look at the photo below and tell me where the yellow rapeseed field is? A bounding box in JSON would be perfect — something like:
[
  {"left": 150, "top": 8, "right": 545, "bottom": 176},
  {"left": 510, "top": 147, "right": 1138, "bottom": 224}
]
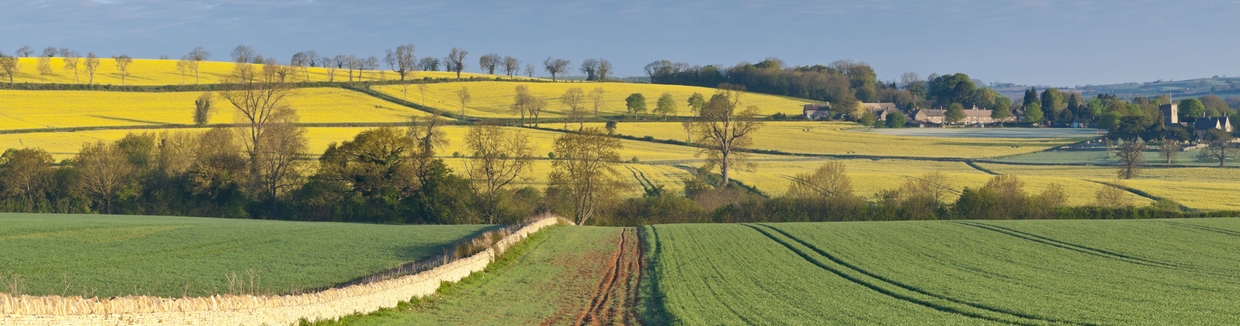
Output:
[
  {"left": 373, "top": 81, "right": 812, "bottom": 118},
  {"left": 584, "top": 121, "right": 1080, "bottom": 158},
  {"left": 728, "top": 158, "right": 1151, "bottom": 207},
  {"left": 977, "top": 163, "right": 1240, "bottom": 210},
  {"left": 7, "top": 58, "right": 501, "bottom": 86},
  {"left": 439, "top": 158, "right": 690, "bottom": 196},
  {"left": 0, "top": 126, "right": 706, "bottom": 162},
  {"left": 0, "top": 88, "right": 436, "bottom": 131}
]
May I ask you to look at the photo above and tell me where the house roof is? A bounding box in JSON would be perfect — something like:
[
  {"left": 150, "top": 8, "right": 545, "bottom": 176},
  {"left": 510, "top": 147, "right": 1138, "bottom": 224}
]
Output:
[{"left": 803, "top": 103, "right": 830, "bottom": 111}]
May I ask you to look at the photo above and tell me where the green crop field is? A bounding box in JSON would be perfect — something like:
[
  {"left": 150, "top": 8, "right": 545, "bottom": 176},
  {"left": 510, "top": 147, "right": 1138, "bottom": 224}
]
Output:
[
  {"left": 324, "top": 226, "right": 642, "bottom": 325},
  {"left": 0, "top": 213, "right": 492, "bottom": 298},
  {"left": 644, "top": 219, "right": 1240, "bottom": 324}
]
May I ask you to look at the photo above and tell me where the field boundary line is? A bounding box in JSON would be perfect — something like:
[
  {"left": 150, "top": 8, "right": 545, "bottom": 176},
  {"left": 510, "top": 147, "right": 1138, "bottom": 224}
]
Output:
[
  {"left": 742, "top": 224, "right": 1076, "bottom": 326},
  {"left": 751, "top": 224, "right": 1089, "bottom": 326},
  {"left": 0, "top": 216, "right": 569, "bottom": 326}
]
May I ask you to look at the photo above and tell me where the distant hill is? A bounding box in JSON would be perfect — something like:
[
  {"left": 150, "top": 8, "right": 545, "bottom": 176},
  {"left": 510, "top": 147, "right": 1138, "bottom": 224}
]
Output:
[{"left": 986, "top": 76, "right": 1240, "bottom": 102}]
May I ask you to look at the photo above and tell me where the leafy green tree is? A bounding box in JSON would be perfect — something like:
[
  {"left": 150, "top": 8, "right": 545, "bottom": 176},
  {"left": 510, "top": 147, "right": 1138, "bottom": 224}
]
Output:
[
  {"left": 1112, "top": 116, "right": 1154, "bottom": 141},
  {"left": 1179, "top": 98, "right": 1206, "bottom": 120},
  {"left": 1096, "top": 112, "right": 1121, "bottom": 130},
  {"left": 992, "top": 103, "right": 1013, "bottom": 124},
  {"left": 604, "top": 121, "right": 618, "bottom": 135},
  {"left": 1022, "top": 87, "right": 1039, "bottom": 109},
  {"left": 885, "top": 112, "right": 906, "bottom": 128},
  {"left": 625, "top": 93, "right": 647, "bottom": 118},
  {"left": 687, "top": 92, "right": 707, "bottom": 114},
  {"left": 927, "top": 73, "right": 975, "bottom": 108},
  {"left": 1200, "top": 129, "right": 1236, "bottom": 167},
  {"left": 654, "top": 92, "right": 677, "bottom": 120},
  {"left": 1200, "top": 95, "right": 1233, "bottom": 116},
  {"left": 859, "top": 110, "right": 876, "bottom": 127},
  {"left": 945, "top": 103, "right": 966, "bottom": 124},
  {"left": 1023, "top": 102, "right": 1043, "bottom": 123},
  {"left": 1040, "top": 88, "right": 1066, "bottom": 117}
]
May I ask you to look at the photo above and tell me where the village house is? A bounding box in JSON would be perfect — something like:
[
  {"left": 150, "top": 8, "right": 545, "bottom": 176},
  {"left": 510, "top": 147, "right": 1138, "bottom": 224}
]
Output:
[
  {"left": 861, "top": 103, "right": 900, "bottom": 120},
  {"left": 910, "top": 106, "right": 1013, "bottom": 126},
  {"left": 803, "top": 103, "right": 831, "bottom": 120},
  {"left": 1194, "top": 116, "right": 1234, "bottom": 139}
]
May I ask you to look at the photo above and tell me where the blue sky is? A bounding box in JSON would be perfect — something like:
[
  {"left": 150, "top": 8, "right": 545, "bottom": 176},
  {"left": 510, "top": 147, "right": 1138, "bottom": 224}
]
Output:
[{"left": 3, "top": 0, "right": 1237, "bottom": 86}]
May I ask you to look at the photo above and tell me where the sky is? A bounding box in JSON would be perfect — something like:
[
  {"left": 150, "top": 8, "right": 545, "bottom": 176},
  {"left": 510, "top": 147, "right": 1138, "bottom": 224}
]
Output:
[{"left": 3, "top": 0, "right": 1238, "bottom": 87}]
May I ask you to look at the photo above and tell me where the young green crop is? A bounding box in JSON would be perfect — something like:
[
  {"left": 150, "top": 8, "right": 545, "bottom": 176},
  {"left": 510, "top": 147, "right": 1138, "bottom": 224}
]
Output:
[
  {"left": 325, "top": 226, "right": 626, "bottom": 325},
  {"left": 645, "top": 219, "right": 1240, "bottom": 324},
  {"left": 0, "top": 213, "right": 492, "bottom": 298}
]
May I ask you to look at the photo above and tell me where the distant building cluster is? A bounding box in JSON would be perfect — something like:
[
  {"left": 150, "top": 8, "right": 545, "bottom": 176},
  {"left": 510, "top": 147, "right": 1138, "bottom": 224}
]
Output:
[
  {"left": 802, "top": 102, "right": 1016, "bottom": 127},
  {"left": 1160, "top": 103, "right": 1234, "bottom": 139}
]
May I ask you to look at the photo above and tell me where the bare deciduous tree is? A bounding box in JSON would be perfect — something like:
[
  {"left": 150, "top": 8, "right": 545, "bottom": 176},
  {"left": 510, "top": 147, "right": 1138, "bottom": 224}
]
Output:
[
  {"left": 454, "top": 86, "right": 472, "bottom": 117},
  {"left": 418, "top": 57, "right": 440, "bottom": 71},
  {"left": 445, "top": 48, "right": 468, "bottom": 80},
  {"left": 0, "top": 53, "right": 20, "bottom": 85},
  {"left": 364, "top": 56, "right": 379, "bottom": 80},
  {"left": 83, "top": 52, "right": 101, "bottom": 84},
  {"left": 527, "top": 92, "right": 547, "bottom": 127},
  {"left": 786, "top": 161, "right": 853, "bottom": 199},
  {"left": 36, "top": 55, "right": 53, "bottom": 83},
  {"left": 175, "top": 57, "right": 192, "bottom": 84},
  {"left": 549, "top": 127, "right": 626, "bottom": 225},
  {"left": 1116, "top": 139, "right": 1145, "bottom": 179},
  {"left": 542, "top": 57, "right": 570, "bottom": 81},
  {"left": 385, "top": 44, "right": 417, "bottom": 81},
  {"left": 511, "top": 85, "right": 532, "bottom": 125},
  {"left": 291, "top": 51, "right": 313, "bottom": 81},
  {"left": 218, "top": 61, "right": 295, "bottom": 164},
  {"left": 691, "top": 85, "right": 763, "bottom": 186},
  {"left": 1159, "top": 139, "right": 1181, "bottom": 164},
  {"left": 561, "top": 87, "right": 585, "bottom": 129},
  {"left": 339, "top": 54, "right": 359, "bottom": 81},
  {"left": 1200, "top": 129, "right": 1237, "bottom": 167},
  {"left": 464, "top": 124, "right": 534, "bottom": 223},
  {"left": 597, "top": 59, "right": 613, "bottom": 81},
  {"left": 61, "top": 50, "right": 81, "bottom": 83},
  {"left": 15, "top": 46, "right": 33, "bottom": 57},
  {"left": 524, "top": 64, "right": 535, "bottom": 78},
  {"left": 408, "top": 112, "right": 450, "bottom": 185},
  {"left": 478, "top": 53, "right": 500, "bottom": 75},
  {"left": 231, "top": 45, "right": 255, "bottom": 63},
  {"left": 417, "top": 83, "right": 428, "bottom": 106},
  {"left": 41, "top": 47, "right": 58, "bottom": 58},
  {"left": 321, "top": 56, "right": 338, "bottom": 82},
  {"left": 113, "top": 54, "right": 133, "bottom": 85},
  {"left": 502, "top": 56, "right": 520, "bottom": 77},
  {"left": 74, "top": 141, "right": 134, "bottom": 214},
  {"left": 579, "top": 58, "right": 600, "bottom": 81},
  {"left": 1094, "top": 181, "right": 1131, "bottom": 208},
  {"left": 589, "top": 87, "right": 605, "bottom": 118},
  {"left": 251, "top": 113, "right": 307, "bottom": 213},
  {"left": 219, "top": 61, "right": 306, "bottom": 214},
  {"left": 186, "top": 47, "right": 211, "bottom": 84}
]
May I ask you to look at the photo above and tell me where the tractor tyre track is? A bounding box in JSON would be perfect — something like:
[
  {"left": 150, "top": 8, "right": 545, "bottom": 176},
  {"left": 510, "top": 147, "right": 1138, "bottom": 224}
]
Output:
[
  {"left": 576, "top": 228, "right": 642, "bottom": 326},
  {"left": 745, "top": 223, "right": 1091, "bottom": 326}
]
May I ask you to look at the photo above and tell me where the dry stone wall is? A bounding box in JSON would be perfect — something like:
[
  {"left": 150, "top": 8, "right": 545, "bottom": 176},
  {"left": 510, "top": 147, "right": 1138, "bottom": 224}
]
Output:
[{"left": 0, "top": 216, "right": 566, "bottom": 326}]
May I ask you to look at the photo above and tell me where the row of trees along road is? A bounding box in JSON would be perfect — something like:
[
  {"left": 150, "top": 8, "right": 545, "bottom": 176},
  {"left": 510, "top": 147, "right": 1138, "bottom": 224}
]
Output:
[{"left": 3, "top": 44, "right": 613, "bottom": 85}]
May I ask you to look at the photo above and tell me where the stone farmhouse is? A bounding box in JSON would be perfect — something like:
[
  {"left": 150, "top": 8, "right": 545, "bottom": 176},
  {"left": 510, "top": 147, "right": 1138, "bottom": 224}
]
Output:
[
  {"left": 909, "top": 106, "right": 1014, "bottom": 126},
  {"left": 803, "top": 102, "right": 903, "bottom": 121}
]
